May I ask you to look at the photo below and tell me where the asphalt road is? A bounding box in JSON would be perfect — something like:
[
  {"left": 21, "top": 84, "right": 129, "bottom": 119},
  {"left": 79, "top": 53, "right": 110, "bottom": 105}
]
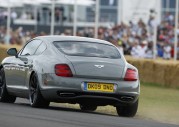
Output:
[{"left": 0, "top": 98, "right": 178, "bottom": 127}]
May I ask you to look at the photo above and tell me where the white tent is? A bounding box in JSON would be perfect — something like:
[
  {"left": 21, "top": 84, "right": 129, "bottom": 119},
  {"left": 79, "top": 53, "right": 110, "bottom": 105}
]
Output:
[
  {"left": 22, "top": 0, "right": 51, "bottom": 5},
  {"left": 0, "top": 0, "right": 24, "bottom": 8},
  {"left": 57, "top": 0, "right": 95, "bottom": 6}
]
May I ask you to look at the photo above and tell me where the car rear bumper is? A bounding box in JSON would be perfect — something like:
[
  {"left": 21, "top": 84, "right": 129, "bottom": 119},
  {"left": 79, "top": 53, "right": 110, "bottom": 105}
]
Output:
[
  {"left": 41, "top": 89, "right": 139, "bottom": 106},
  {"left": 39, "top": 73, "right": 140, "bottom": 106}
]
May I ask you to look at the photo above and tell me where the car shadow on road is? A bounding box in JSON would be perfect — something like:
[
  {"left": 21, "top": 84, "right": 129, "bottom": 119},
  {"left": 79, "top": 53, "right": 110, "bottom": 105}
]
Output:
[
  {"left": 48, "top": 105, "right": 117, "bottom": 117},
  {"left": 15, "top": 101, "right": 117, "bottom": 117}
]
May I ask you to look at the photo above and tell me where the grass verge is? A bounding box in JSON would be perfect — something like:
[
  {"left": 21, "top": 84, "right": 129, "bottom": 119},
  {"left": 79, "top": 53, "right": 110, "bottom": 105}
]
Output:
[
  {"left": 138, "top": 83, "right": 179, "bottom": 125},
  {"left": 51, "top": 83, "right": 179, "bottom": 125}
]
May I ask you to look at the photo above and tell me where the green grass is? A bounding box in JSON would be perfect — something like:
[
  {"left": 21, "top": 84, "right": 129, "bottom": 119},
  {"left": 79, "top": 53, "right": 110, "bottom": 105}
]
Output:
[
  {"left": 51, "top": 83, "right": 179, "bottom": 125},
  {"left": 138, "top": 84, "right": 179, "bottom": 125}
]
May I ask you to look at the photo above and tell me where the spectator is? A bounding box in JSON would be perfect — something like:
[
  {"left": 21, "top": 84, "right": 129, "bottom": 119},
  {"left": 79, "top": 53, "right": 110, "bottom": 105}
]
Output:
[
  {"left": 21, "top": 12, "right": 28, "bottom": 19},
  {"left": 11, "top": 11, "right": 17, "bottom": 20},
  {"left": 117, "top": 39, "right": 124, "bottom": 55},
  {"left": 139, "top": 40, "right": 148, "bottom": 58},
  {"left": 130, "top": 40, "right": 141, "bottom": 58},
  {"left": 163, "top": 42, "right": 172, "bottom": 59},
  {"left": 145, "top": 42, "right": 153, "bottom": 58}
]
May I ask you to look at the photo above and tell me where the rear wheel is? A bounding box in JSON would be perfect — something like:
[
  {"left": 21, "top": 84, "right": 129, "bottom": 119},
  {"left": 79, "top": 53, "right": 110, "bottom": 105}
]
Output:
[
  {"left": 80, "top": 104, "right": 97, "bottom": 111},
  {"left": 29, "top": 73, "right": 50, "bottom": 108},
  {"left": 116, "top": 99, "right": 138, "bottom": 117},
  {"left": 0, "top": 68, "right": 16, "bottom": 103}
]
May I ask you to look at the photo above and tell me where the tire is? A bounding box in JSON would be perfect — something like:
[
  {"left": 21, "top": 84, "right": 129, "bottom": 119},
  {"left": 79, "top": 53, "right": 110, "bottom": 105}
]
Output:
[
  {"left": 80, "top": 104, "right": 97, "bottom": 111},
  {"left": 116, "top": 99, "right": 138, "bottom": 117},
  {"left": 0, "top": 68, "right": 16, "bottom": 103},
  {"left": 29, "top": 73, "right": 50, "bottom": 108}
]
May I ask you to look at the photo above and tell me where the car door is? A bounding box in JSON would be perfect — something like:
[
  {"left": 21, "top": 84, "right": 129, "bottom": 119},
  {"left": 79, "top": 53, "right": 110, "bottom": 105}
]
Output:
[{"left": 5, "top": 39, "right": 42, "bottom": 90}]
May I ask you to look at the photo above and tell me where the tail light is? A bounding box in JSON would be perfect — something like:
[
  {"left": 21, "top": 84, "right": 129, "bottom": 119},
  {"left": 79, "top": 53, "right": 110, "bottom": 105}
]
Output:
[
  {"left": 124, "top": 68, "right": 138, "bottom": 81},
  {"left": 55, "top": 64, "right": 73, "bottom": 77}
]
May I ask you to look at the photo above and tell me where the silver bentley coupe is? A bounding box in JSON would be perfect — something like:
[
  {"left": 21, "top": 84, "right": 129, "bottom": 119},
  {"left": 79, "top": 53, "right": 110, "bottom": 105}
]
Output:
[{"left": 0, "top": 36, "right": 140, "bottom": 117}]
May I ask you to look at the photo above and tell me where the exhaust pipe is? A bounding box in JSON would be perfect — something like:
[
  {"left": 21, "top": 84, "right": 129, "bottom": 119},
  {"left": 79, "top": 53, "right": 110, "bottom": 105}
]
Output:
[
  {"left": 120, "top": 96, "right": 134, "bottom": 101},
  {"left": 59, "top": 93, "right": 76, "bottom": 97}
]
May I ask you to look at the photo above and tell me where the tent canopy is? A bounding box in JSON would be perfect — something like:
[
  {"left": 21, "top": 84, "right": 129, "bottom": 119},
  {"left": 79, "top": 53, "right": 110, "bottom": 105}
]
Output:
[
  {"left": 56, "top": 0, "right": 95, "bottom": 6},
  {"left": 0, "top": 0, "right": 24, "bottom": 7},
  {"left": 0, "top": 0, "right": 95, "bottom": 7}
]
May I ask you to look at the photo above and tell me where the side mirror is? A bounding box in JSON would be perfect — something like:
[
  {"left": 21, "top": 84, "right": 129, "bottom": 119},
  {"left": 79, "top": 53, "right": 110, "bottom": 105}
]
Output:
[{"left": 7, "top": 48, "right": 18, "bottom": 57}]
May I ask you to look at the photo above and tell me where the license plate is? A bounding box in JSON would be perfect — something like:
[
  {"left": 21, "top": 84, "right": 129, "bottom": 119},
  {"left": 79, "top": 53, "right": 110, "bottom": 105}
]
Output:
[{"left": 84, "top": 82, "right": 114, "bottom": 92}]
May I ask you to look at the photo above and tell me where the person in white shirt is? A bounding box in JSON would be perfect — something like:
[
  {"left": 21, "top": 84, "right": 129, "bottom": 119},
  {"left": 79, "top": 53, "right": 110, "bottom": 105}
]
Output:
[
  {"left": 11, "top": 11, "right": 17, "bottom": 20},
  {"left": 145, "top": 42, "right": 153, "bottom": 58},
  {"left": 116, "top": 40, "right": 124, "bottom": 55},
  {"left": 163, "top": 42, "right": 171, "bottom": 59},
  {"left": 139, "top": 40, "right": 148, "bottom": 58},
  {"left": 131, "top": 40, "right": 142, "bottom": 58}
]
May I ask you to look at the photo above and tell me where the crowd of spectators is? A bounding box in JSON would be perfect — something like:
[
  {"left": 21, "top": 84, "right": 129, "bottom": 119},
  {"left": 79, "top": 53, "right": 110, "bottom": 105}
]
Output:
[{"left": 0, "top": 12, "right": 179, "bottom": 60}]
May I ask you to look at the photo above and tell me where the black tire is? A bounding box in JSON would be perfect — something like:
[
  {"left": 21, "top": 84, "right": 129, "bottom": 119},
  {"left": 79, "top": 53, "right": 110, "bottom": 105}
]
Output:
[
  {"left": 0, "top": 68, "right": 16, "bottom": 103},
  {"left": 116, "top": 99, "right": 138, "bottom": 117},
  {"left": 29, "top": 73, "right": 50, "bottom": 108},
  {"left": 80, "top": 104, "right": 97, "bottom": 111}
]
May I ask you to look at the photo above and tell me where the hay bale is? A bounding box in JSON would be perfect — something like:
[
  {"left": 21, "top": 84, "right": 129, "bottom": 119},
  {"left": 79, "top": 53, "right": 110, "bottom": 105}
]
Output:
[
  {"left": 126, "top": 56, "right": 179, "bottom": 88},
  {"left": 169, "top": 64, "right": 179, "bottom": 88},
  {"left": 141, "top": 59, "right": 154, "bottom": 83},
  {"left": 0, "top": 44, "right": 21, "bottom": 62},
  {"left": 152, "top": 62, "right": 166, "bottom": 86}
]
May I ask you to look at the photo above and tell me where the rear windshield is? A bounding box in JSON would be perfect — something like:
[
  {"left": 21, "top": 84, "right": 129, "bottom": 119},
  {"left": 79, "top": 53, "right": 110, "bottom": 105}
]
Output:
[{"left": 53, "top": 41, "right": 121, "bottom": 59}]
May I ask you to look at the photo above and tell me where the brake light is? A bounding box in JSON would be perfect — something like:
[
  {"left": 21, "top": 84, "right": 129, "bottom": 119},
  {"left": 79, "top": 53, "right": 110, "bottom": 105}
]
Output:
[
  {"left": 124, "top": 68, "right": 138, "bottom": 81},
  {"left": 55, "top": 64, "right": 73, "bottom": 77}
]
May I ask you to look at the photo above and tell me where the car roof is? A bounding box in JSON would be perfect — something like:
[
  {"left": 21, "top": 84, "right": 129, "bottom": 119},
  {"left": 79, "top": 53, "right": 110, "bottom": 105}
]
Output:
[{"left": 35, "top": 35, "right": 112, "bottom": 45}]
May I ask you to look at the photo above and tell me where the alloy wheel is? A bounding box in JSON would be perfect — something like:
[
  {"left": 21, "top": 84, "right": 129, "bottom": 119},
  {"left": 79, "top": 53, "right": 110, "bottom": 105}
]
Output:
[
  {"left": 0, "top": 70, "right": 5, "bottom": 97},
  {"left": 29, "top": 74, "right": 38, "bottom": 104}
]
